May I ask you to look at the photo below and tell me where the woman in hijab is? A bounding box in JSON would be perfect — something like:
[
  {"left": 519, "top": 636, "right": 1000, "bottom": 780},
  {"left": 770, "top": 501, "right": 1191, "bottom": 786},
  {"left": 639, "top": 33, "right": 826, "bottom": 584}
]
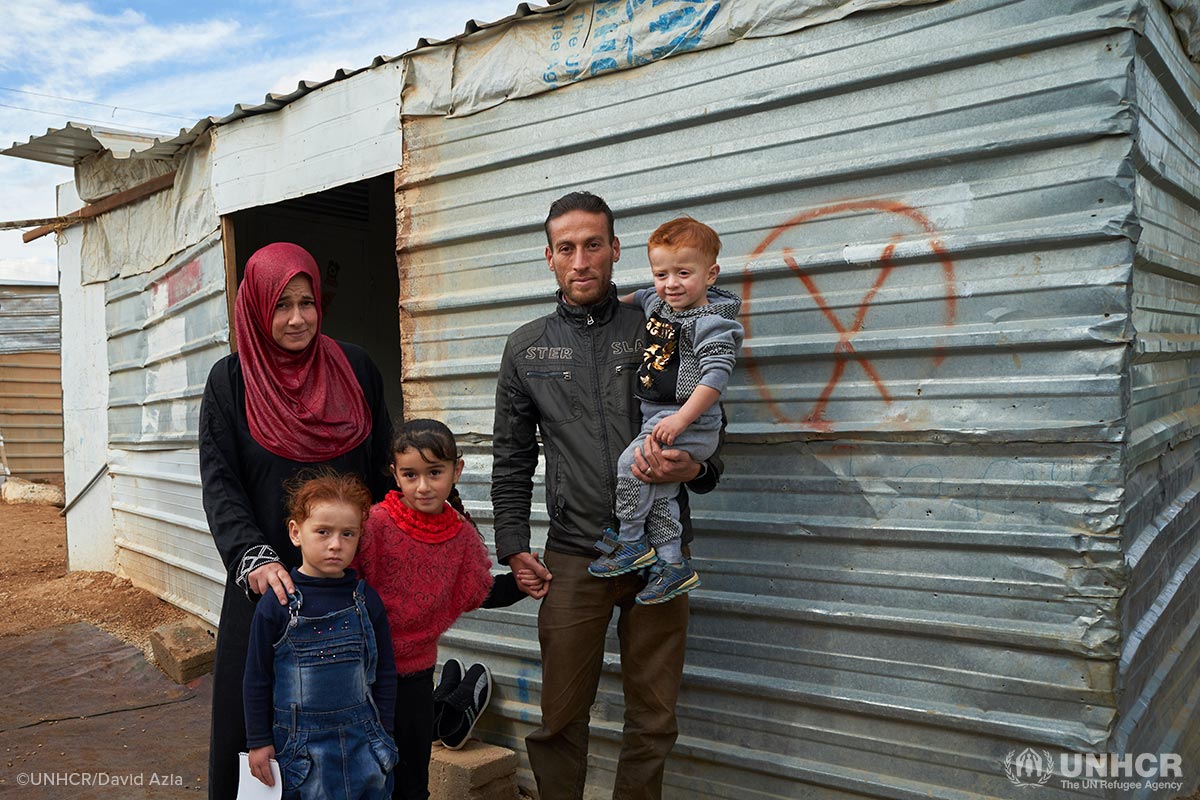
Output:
[{"left": 200, "top": 242, "right": 393, "bottom": 799}]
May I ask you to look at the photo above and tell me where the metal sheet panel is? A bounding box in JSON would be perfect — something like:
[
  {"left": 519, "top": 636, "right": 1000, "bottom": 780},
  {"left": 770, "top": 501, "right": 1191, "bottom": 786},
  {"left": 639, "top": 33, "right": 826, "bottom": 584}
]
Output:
[
  {"left": 0, "top": 283, "right": 63, "bottom": 482},
  {"left": 102, "top": 233, "right": 230, "bottom": 623},
  {"left": 0, "top": 351, "right": 63, "bottom": 482},
  {"left": 396, "top": 0, "right": 1199, "bottom": 797},
  {"left": 0, "top": 283, "right": 59, "bottom": 354},
  {"left": 1, "top": 122, "right": 168, "bottom": 167},
  {"left": 210, "top": 62, "right": 407, "bottom": 215},
  {"left": 57, "top": 178, "right": 115, "bottom": 573},
  {"left": 104, "top": 231, "right": 230, "bottom": 447},
  {"left": 109, "top": 448, "right": 224, "bottom": 626},
  {"left": 1114, "top": 0, "right": 1200, "bottom": 789}
]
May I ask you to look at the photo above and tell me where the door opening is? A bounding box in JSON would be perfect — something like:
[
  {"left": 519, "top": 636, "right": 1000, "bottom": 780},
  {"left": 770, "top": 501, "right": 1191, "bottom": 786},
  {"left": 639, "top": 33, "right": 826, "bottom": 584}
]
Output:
[{"left": 223, "top": 173, "right": 402, "bottom": 424}]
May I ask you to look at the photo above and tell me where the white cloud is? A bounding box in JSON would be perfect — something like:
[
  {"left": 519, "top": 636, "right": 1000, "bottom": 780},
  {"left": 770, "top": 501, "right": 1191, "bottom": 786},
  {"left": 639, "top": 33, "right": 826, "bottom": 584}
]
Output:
[
  {"left": 0, "top": 252, "right": 58, "bottom": 284},
  {"left": 2, "top": 1, "right": 248, "bottom": 101},
  {"left": 0, "top": 159, "right": 70, "bottom": 282},
  {"left": 0, "top": 0, "right": 521, "bottom": 283}
]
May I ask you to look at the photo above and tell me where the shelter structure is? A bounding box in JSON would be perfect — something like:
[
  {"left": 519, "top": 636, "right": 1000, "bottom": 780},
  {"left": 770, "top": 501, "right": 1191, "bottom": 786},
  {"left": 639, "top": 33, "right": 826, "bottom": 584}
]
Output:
[
  {"left": 0, "top": 278, "right": 63, "bottom": 485},
  {"left": 5, "top": 1, "right": 1200, "bottom": 797}
]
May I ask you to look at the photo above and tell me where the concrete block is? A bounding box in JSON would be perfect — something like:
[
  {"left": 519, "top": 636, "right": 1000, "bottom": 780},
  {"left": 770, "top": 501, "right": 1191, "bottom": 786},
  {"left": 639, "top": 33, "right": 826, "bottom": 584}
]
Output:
[
  {"left": 149, "top": 619, "right": 215, "bottom": 684},
  {"left": 429, "top": 741, "right": 519, "bottom": 800},
  {"left": 1, "top": 477, "right": 65, "bottom": 506}
]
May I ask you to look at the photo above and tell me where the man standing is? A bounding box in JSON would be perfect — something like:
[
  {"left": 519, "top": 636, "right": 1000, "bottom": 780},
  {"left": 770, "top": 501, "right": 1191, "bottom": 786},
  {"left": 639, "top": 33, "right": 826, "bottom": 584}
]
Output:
[{"left": 491, "top": 191, "right": 722, "bottom": 800}]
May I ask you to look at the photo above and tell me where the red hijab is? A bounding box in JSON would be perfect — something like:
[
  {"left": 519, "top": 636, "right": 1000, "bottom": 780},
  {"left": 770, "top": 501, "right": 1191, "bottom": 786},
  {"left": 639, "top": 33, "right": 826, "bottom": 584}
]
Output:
[{"left": 234, "top": 242, "right": 372, "bottom": 461}]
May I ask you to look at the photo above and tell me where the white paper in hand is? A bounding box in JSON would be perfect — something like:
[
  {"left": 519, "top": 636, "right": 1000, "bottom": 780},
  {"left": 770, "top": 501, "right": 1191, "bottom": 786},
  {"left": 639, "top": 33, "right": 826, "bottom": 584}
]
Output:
[{"left": 237, "top": 752, "right": 282, "bottom": 800}]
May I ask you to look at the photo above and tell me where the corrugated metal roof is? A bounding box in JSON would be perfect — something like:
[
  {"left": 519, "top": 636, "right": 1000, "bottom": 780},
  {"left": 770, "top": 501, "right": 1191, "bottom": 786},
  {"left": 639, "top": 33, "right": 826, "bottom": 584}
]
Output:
[
  {"left": 0, "top": 277, "right": 56, "bottom": 287},
  {"left": 2, "top": 122, "right": 168, "bottom": 167}
]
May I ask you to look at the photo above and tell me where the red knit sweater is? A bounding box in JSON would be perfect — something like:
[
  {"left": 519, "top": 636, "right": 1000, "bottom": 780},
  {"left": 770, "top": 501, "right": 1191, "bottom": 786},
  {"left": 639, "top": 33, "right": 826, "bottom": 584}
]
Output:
[{"left": 353, "top": 494, "right": 494, "bottom": 675}]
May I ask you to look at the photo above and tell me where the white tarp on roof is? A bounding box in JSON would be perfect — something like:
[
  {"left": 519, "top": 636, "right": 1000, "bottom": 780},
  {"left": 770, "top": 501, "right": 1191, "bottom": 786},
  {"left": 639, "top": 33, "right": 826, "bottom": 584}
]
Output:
[
  {"left": 401, "top": 0, "right": 941, "bottom": 117},
  {"left": 79, "top": 133, "right": 218, "bottom": 284}
]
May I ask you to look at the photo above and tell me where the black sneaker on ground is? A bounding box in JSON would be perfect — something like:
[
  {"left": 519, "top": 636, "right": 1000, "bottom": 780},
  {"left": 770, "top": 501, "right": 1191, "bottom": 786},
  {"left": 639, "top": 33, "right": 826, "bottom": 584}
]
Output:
[
  {"left": 436, "top": 662, "right": 492, "bottom": 750},
  {"left": 431, "top": 657, "right": 465, "bottom": 739}
]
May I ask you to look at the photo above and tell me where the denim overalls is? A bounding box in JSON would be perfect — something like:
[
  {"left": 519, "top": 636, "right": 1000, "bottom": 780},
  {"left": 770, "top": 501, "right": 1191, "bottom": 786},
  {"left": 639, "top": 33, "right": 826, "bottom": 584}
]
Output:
[{"left": 273, "top": 581, "right": 398, "bottom": 800}]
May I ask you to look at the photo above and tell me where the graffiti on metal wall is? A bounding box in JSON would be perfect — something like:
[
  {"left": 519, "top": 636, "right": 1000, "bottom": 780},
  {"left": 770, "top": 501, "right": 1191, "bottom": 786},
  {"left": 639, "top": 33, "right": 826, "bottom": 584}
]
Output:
[
  {"left": 543, "top": 0, "right": 721, "bottom": 86},
  {"left": 743, "top": 201, "right": 958, "bottom": 428}
]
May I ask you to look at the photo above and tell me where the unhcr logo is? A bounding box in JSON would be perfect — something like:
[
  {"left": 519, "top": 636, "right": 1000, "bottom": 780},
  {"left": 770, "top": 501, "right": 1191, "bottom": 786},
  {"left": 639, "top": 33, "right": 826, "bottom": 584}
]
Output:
[
  {"left": 1000, "top": 749, "right": 1185, "bottom": 792},
  {"left": 1004, "top": 749, "right": 1054, "bottom": 787}
]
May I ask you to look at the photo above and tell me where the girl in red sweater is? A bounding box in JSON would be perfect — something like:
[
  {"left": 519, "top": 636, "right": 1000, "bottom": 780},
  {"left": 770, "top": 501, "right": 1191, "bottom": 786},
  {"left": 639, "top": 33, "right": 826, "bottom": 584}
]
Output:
[{"left": 354, "top": 418, "right": 534, "bottom": 800}]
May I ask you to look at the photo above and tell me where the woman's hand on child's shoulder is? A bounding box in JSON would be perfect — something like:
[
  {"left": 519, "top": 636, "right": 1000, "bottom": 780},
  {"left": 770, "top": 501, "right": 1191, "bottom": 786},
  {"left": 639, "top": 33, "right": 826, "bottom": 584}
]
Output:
[{"left": 248, "top": 562, "right": 295, "bottom": 606}]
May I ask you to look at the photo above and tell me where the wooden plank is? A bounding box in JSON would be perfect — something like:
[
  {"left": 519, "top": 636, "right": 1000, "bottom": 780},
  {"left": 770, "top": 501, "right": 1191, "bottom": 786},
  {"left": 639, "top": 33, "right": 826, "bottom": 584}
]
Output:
[
  {"left": 22, "top": 171, "right": 177, "bottom": 243},
  {"left": 220, "top": 216, "right": 239, "bottom": 354},
  {"left": 0, "top": 217, "right": 75, "bottom": 232}
]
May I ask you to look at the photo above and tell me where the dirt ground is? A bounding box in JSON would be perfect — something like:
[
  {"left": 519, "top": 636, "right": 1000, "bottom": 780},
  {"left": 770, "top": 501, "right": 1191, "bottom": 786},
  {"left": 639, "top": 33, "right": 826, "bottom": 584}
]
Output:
[
  {"left": 0, "top": 503, "right": 188, "bottom": 661},
  {"left": 0, "top": 502, "right": 210, "bottom": 799}
]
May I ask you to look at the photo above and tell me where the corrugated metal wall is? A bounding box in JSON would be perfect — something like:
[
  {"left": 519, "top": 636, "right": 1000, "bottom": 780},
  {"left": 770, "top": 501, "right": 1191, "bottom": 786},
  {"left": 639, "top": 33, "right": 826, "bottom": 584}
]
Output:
[
  {"left": 0, "top": 284, "right": 63, "bottom": 482},
  {"left": 397, "top": 0, "right": 1197, "bottom": 797},
  {"left": 0, "top": 283, "right": 59, "bottom": 354},
  {"left": 1115, "top": 0, "right": 1200, "bottom": 789},
  {"left": 104, "top": 232, "right": 230, "bottom": 624}
]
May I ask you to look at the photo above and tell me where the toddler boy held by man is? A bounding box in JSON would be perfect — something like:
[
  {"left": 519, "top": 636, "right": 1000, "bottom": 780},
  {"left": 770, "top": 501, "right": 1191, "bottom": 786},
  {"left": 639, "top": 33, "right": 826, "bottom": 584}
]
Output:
[{"left": 589, "top": 217, "right": 743, "bottom": 603}]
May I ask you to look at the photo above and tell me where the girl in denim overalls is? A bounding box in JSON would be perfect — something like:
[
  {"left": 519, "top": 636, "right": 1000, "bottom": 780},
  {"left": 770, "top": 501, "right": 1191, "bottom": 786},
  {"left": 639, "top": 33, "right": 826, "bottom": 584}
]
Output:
[{"left": 243, "top": 472, "right": 399, "bottom": 799}]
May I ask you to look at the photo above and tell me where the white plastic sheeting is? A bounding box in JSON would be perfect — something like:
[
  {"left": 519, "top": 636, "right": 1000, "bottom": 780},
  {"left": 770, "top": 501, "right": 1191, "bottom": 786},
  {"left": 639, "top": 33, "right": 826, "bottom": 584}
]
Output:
[
  {"left": 210, "top": 61, "right": 406, "bottom": 215},
  {"left": 80, "top": 134, "right": 219, "bottom": 284},
  {"left": 401, "top": 0, "right": 940, "bottom": 117},
  {"left": 75, "top": 151, "right": 174, "bottom": 204}
]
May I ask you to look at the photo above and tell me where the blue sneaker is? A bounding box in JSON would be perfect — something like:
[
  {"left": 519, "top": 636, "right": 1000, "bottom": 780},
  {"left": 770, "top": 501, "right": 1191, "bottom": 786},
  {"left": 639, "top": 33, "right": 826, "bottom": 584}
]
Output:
[
  {"left": 636, "top": 560, "right": 700, "bottom": 604},
  {"left": 589, "top": 533, "right": 657, "bottom": 577}
]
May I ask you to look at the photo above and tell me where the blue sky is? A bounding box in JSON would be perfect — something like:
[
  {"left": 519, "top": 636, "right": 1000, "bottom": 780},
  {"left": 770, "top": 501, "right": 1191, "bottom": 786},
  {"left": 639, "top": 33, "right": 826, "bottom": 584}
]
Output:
[{"left": 0, "top": 0, "right": 522, "bottom": 282}]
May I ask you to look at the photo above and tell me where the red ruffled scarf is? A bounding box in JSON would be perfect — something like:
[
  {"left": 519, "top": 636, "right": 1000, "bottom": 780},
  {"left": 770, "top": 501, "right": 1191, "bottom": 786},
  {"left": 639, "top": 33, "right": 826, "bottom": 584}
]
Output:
[{"left": 381, "top": 491, "right": 461, "bottom": 544}]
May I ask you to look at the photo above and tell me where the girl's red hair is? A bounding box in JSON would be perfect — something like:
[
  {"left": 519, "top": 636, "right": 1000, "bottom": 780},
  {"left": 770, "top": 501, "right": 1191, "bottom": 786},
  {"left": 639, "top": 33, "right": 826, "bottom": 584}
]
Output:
[{"left": 285, "top": 470, "right": 372, "bottom": 524}]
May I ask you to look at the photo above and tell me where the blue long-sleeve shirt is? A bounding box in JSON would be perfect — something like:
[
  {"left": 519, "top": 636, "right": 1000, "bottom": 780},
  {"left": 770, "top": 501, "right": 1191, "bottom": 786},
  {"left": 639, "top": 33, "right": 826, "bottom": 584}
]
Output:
[{"left": 243, "top": 568, "right": 397, "bottom": 748}]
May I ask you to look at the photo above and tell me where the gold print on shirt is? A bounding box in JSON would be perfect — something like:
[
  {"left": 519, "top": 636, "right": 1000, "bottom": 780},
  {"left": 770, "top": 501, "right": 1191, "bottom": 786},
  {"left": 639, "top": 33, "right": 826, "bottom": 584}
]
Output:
[{"left": 640, "top": 317, "right": 677, "bottom": 389}]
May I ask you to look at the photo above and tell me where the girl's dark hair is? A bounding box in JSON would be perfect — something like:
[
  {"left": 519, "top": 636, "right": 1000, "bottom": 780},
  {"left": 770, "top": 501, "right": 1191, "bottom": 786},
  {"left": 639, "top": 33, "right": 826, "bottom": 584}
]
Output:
[
  {"left": 284, "top": 469, "right": 372, "bottom": 525},
  {"left": 391, "top": 418, "right": 470, "bottom": 518},
  {"left": 392, "top": 418, "right": 461, "bottom": 463}
]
